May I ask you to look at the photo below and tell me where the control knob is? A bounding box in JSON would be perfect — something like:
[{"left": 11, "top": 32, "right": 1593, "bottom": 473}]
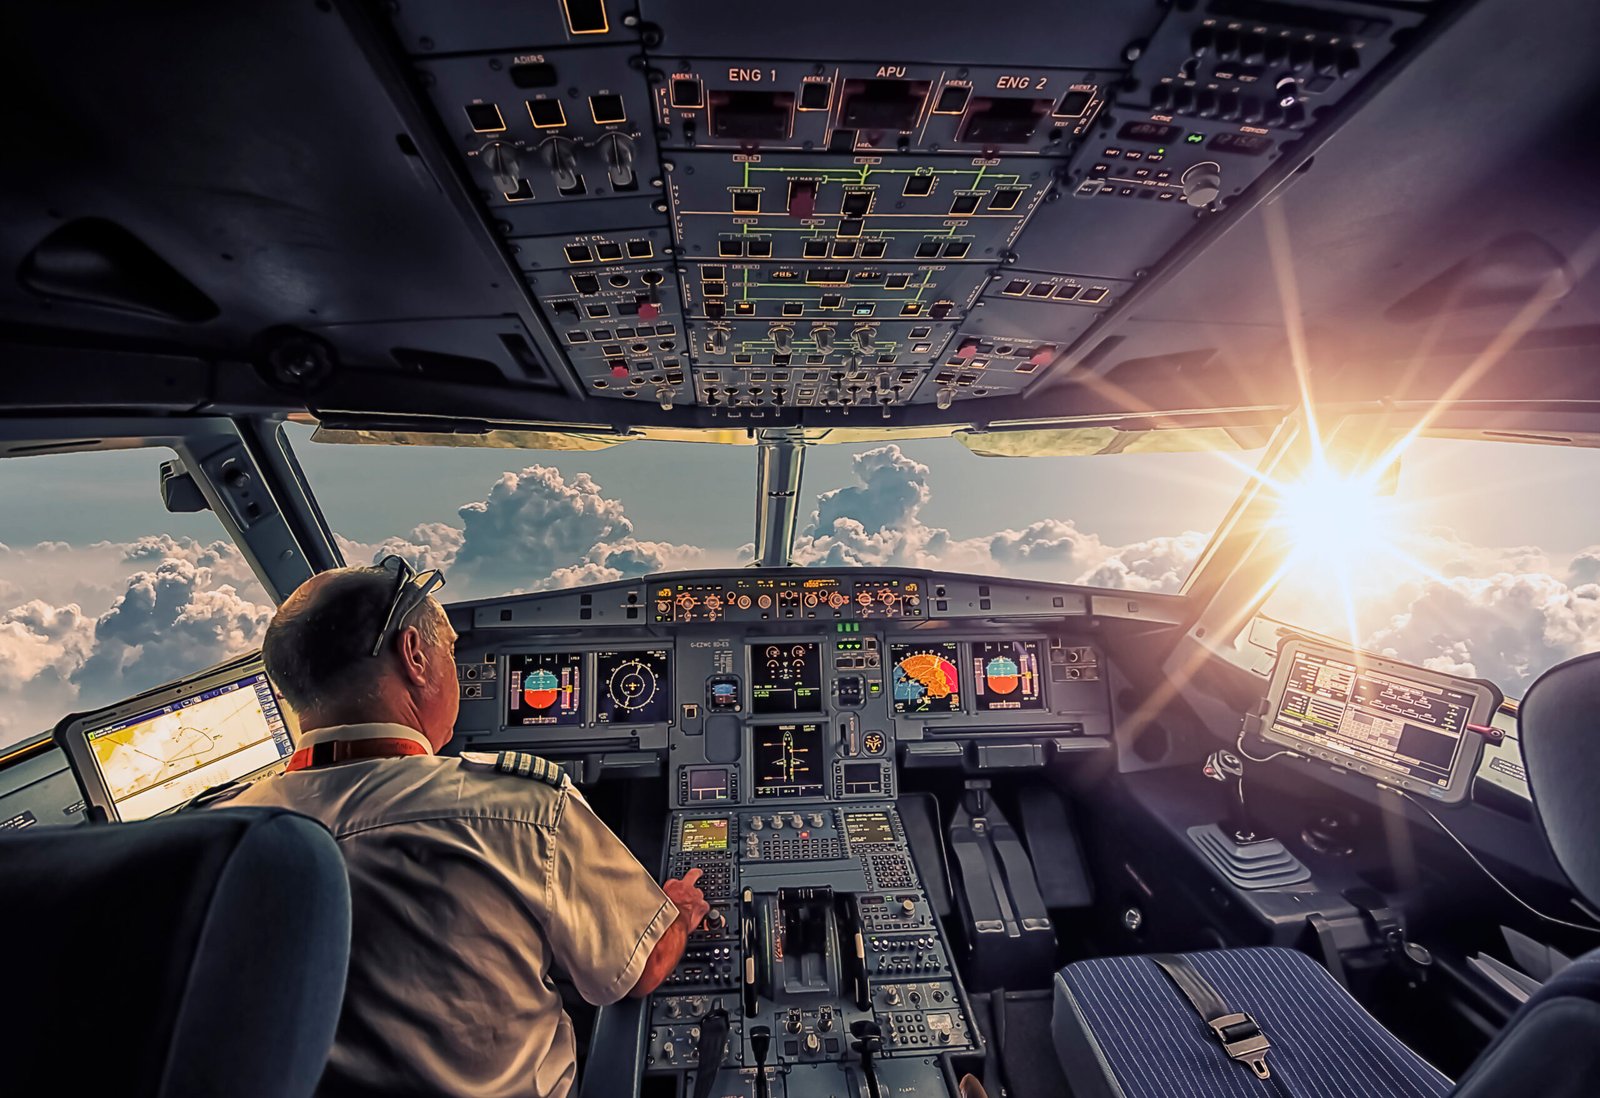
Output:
[
  {"left": 748, "top": 814, "right": 763, "bottom": 831},
  {"left": 1181, "top": 162, "right": 1222, "bottom": 208},
  {"left": 817, "top": 1009, "right": 834, "bottom": 1032},
  {"left": 785, "top": 1011, "right": 803, "bottom": 1034},
  {"left": 852, "top": 325, "right": 876, "bottom": 354},
  {"left": 770, "top": 814, "right": 785, "bottom": 830},
  {"left": 885, "top": 987, "right": 902, "bottom": 1006},
  {"left": 481, "top": 142, "right": 522, "bottom": 192},
  {"left": 705, "top": 908, "right": 726, "bottom": 930},
  {"left": 770, "top": 325, "right": 794, "bottom": 354},
  {"left": 809, "top": 813, "right": 825, "bottom": 828},
  {"left": 707, "top": 328, "right": 729, "bottom": 355},
  {"left": 789, "top": 813, "right": 804, "bottom": 829},
  {"left": 539, "top": 136, "right": 580, "bottom": 191},
  {"left": 802, "top": 1032, "right": 821, "bottom": 1054},
  {"left": 661, "top": 1042, "right": 676, "bottom": 1062},
  {"left": 600, "top": 133, "right": 636, "bottom": 189},
  {"left": 811, "top": 325, "right": 836, "bottom": 354},
  {"left": 900, "top": 899, "right": 917, "bottom": 916}
]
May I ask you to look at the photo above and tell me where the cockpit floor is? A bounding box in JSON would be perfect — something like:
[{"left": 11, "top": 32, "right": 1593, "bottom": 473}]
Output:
[{"left": 969, "top": 989, "right": 1070, "bottom": 1097}]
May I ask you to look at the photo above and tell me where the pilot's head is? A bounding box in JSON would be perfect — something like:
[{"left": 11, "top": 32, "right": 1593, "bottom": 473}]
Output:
[{"left": 263, "top": 563, "right": 460, "bottom": 751}]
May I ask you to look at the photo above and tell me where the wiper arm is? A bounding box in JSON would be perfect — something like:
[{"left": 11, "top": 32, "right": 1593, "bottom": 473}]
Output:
[{"left": 752, "top": 429, "right": 807, "bottom": 567}]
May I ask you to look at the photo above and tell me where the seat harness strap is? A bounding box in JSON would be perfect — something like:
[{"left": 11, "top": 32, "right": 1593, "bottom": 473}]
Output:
[{"left": 1150, "top": 954, "right": 1275, "bottom": 1083}]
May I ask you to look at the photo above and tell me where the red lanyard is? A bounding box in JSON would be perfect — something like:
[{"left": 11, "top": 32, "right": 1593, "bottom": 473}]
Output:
[{"left": 285, "top": 736, "right": 429, "bottom": 772}]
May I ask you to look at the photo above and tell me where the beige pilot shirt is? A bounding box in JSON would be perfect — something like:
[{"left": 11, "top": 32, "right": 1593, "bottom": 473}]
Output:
[{"left": 217, "top": 722, "right": 677, "bottom": 1098}]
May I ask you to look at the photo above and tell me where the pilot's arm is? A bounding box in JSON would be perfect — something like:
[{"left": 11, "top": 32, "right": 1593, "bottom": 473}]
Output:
[{"left": 543, "top": 791, "right": 707, "bottom": 1005}]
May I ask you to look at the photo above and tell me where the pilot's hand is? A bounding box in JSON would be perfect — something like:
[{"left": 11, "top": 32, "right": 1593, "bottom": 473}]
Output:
[{"left": 662, "top": 867, "right": 710, "bottom": 931}]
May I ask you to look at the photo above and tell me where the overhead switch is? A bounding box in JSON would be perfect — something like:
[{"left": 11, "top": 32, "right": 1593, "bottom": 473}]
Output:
[
  {"left": 540, "top": 137, "right": 580, "bottom": 191},
  {"left": 788, "top": 179, "right": 818, "bottom": 219},
  {"left": 482, "top": 142, "right": 522, "bottom": 192},
  {"left": 601, "top": 133, "right": 636, "bottom": 189}
]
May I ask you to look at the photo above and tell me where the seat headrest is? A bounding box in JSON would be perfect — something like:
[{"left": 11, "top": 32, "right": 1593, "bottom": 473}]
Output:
[
  {"left": 1518, "top": 651, "right": 1600, "bottom": 907},
  {"left": 0, "top": 807, "right": 351, "bottom": 1098}
]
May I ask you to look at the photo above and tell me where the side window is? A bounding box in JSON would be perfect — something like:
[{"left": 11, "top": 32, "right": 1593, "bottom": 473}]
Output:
[{"left": 0, "top": 448, "right": 273, "bottom": 752}]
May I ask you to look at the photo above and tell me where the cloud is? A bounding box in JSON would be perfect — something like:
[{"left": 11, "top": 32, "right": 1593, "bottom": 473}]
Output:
[
  {"left": 791, "top": 444, "right": 1204, "bottom": 590},
  {"left": 1079, "top": 532, "right": 1211, "bottom": 594},
  {"left": 1363, "top": 569, "right": 1600, "bottom": 698},
  {"left": 340, "top": 466, "right": 704, "bottom": 598},
  {"left": 0, "top": 544, "right": 273, "bottom": 744}
]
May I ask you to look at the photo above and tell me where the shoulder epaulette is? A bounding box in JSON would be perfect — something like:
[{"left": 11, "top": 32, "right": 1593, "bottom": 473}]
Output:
[{"left": 459, "top": 750, "right": 568, "bottom": 789}]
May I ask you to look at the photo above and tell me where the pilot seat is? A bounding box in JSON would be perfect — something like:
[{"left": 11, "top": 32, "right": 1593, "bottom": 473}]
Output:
[
  {"left": 1050, "top": 651, "right": 1600, "bottom": 1098},
  {"left": 0, "top": 807, "right": 352, "bottom": 1098}
]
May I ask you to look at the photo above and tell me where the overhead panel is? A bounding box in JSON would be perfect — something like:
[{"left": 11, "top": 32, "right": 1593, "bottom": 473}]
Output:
[{"left": 382, "top": 0, "right": 1433, "bottom": 421}]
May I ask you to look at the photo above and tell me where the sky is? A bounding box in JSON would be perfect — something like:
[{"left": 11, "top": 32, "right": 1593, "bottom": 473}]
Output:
[{"left": 2, "top": 425, "right": 1598, "bottom": 749}]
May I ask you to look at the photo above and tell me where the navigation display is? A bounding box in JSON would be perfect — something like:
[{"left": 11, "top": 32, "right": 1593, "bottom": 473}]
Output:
[
  {"left": 681, "top": 817, "right": 730, "bottom": 852},
  {"left": 750, "top": 642, "right": 824, "bottom": 714},
  {"left": 82, "top": 672, "right": 292, "bottom": 821},
  {"left": 595, "top": 649, "right": 672, "bottom": 724},
  {"left": 752, "top": 722, "right": 826, "bottom": 798},
  {"left": 973, "top": 640, "right": 1044, "bottom": 711},
  {"left": 1264, "top": 639, "right": 1498, "bottom": 801},
  {"left": 891, "top": 643, "right": 962, "bottom": 714},
  {"left": 505, "top": 652, "right": 584, "bottom": 727}
]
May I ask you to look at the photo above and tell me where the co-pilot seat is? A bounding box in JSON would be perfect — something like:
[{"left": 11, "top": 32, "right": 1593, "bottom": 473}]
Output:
[
  {"left": 0, "top": 807, "right": 352, "bottom": 1098},
  {"left": 1050, "top": 651, "right": 1600, "bottom": 1098}
]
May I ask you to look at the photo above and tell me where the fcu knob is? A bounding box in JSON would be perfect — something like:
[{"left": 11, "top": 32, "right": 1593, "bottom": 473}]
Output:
[
  {"left": 1181, "top": 162, "right": 1223, "bottom": 207},
  {"left": 481, "top": 142, "right": 522, "bottom": 192}
]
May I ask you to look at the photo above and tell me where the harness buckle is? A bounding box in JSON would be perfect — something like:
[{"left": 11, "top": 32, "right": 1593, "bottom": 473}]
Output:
[{"left": 1208, "top": 1012, "right": 1272, "bottom": 1080}]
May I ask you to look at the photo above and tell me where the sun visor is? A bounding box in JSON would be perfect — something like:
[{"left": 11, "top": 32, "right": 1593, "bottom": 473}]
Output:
[{"left": 956, "top": 424, "right": 1273, "bottom": 458}]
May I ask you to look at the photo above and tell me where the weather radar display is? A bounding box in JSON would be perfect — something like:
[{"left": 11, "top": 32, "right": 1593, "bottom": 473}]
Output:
[
  {"left": 506, "top": 652, "right": 584, "bottom": 727},
  {"left": 890, "top": 643, "right": 962, "bottom": 714},
  {"left": 973, "top": 640, "right": 1044, "bottom": 711},
  {"left": 595, "top": 649, "right": 672, "bottom": 724}
]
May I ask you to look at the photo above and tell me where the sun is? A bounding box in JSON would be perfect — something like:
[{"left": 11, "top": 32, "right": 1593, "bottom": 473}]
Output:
[{"left": 1271, "top": 460, "right": 1393, "bottom": 574}]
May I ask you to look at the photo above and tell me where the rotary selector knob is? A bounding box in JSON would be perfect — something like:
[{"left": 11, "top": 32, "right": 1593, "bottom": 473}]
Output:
[
  {"left": 707, "top": 328, "right": 729, "bottom": 355},
  {"left": 539, "top": 137, "right": 580, "bottom": 191},
  {"left": 900, "top": 899, "right": 917, "bottom": 916},
  {"left": 811, "top": 325, "right": 836, "bottom": 354},
  {"left": 1181, "top": 162, "right": 1223, "bottom": 208},
  {"left": 789, "top": 813, "right": 804, "bottom": 829},
  {"left": 817, "top": 1010, "right": 834, "bottom": 1032},
  {"left": 770, "top": 814, "right": 785, "bottom": 830},
  {"left": 770, "top": 325, "right": 794, "bottom": 354},
  {"left": 803, "top": 1032, "right": 821, "bottom": 1054},
  {"left": 810, "top": 813, "right": 825, "bottom": 828},
  {"left": 705, "top": 908, "right": 726, "bottom": 930},
  {"left": 748, "top": 815, "right": 764, "bottom": 831},
  {"left": 885, "top": 987, "right": 902, "bottom": 1006},
  {"left": 852, "top": 325, "right": 876, "bottom": 354},
  {"left": 481, "top": 142, "right": 522, "bottom": 192},
  {"left": 600, "top": 133, "right": 636, "bottom": 189}
]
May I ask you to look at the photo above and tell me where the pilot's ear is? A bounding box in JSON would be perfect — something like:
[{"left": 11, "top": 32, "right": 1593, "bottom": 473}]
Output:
[{"left": 397, "top": 625, "right": 430, "bottom": 688}]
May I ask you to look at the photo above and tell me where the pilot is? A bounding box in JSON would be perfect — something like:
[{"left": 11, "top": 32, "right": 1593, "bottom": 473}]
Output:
[{"left": 212, "top": 559, "right": 709, "bottom": 1098}]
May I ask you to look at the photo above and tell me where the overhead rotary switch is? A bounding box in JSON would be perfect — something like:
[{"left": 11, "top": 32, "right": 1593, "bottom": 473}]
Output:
[
  {"left": 481, "top": 142, "right": 522, "bottom": 192},
  {"left": 600, "top": 133, "right": 636, "bottom": 190},
  {"left": 539, "top": 136, "right": 580, "bottom": 191},
  {"left": 811, "top": 324, "right": 836, "bottom": 354},
  {"left": 1181, "top": 161, "right": 1223, "bottom": 208},
  {"left": 852, "top": 325, "right": 877, "bottom": 355},
  {"left": 707, "top": 328, "right": 729, "bottom": 355},
  {"left": 770, "top": 325, "right": 794, "bottom": 354}
]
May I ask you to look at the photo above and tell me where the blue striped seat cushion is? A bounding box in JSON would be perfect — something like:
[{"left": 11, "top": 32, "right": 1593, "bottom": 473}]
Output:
[{"left": 1053, "top": 947, "right": 1452, "bottom": 1098}]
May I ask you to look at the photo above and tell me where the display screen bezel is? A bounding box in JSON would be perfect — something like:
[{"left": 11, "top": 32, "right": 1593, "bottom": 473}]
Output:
[
  {"left": 971, "top": 638, "right": 1047, "bottom": 712},
  {"left": 888, "top": 641, "right": 965, "bottom": 716},
  {"left": 747, "top": 639, "right": 826, "bottom": 716},
  {"left": 1260, "top": 637, "right": 1500, "bottom": 803},
  {"left": 593, "top": 647, "right": 674, "bottom": 725},
  {"left": 54, "top": 655, "right": 294, "bottom": 822},
  {"left": 750, "top": 721, "right": 828, "bottom": 799},
  {"left": 504, "top": 650, "right": 587, "bottom": 728}
]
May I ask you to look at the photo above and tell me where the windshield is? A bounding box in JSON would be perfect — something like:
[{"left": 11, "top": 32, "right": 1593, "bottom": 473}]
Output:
[
  {"left": 0, "top": 448, "right": 272, "bottom": 752},
  {"left": 1258, "top": 433, "right": 1600, "bottom": 698},
  {"left": 290, "top": 426, "right": 1264, "bottom": 599}
]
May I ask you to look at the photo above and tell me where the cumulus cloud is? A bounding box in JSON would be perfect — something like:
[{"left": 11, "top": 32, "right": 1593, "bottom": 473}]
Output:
[
  {"left": 790, "top": 444, "right": 1204, "bottom": 592},
  {"left": 0, "top": 541, "right": 273, "bottom": 745},
  {"left": 1363, "top": 569, "right": 1600, "bottom": 698},
  {"left": 339, "top": 465, "right": 705, "bottom": 598}
]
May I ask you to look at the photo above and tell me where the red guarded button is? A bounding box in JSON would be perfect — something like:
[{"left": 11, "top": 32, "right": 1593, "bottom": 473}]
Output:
[
  {"left": 611, "top": 364, "right": 631, "bottom": 378},
  {"left": 954, "top": 338, "right": 980, "bottom": 359},
  {"left": 1029, "top": 344, "right": 1057, "bottom": 366},
  {"left": 637, "top": 301, "right": 661, "bottom": 321}
]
